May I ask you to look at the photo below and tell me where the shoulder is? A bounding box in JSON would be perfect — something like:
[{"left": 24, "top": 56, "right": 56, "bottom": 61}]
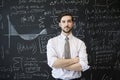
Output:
[
  {"left": 47, "top": 35, "right": 60, "bottom": 47},
  {"left": 48, "top": 35, "right": 59, "bottom": 43},
  {"left": 72, "top": 36, "right": 87, "bottom": 49},
  {"left": 73, "top": 36, "right": 85, "bottom": 44},
  {"left": 72, "top": 36, "right": 86, "bottom": 48}
]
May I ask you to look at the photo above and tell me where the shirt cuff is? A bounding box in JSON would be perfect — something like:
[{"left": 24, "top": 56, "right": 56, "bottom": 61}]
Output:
[{"left": 79, "top": 61, "right": 90, "bottom": 71}]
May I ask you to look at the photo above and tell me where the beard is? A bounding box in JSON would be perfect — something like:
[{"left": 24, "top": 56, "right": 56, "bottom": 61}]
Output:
[{"left": 62, "top": 27, "right": 72, "bottom": 33}]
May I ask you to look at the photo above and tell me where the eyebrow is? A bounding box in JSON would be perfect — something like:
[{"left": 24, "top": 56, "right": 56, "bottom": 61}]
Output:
[{"left": 61, "top": 19, "right": 72, "bottom": 22}]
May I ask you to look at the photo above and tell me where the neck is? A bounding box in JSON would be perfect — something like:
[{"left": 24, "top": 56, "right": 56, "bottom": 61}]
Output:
[{"left": 61, "top": 31, "right": 71, "bottom": 36}]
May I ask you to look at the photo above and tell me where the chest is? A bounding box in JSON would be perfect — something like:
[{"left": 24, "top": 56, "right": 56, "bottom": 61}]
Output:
[{"left": 55, "top": 39, "right": 80, "bottom": 58}]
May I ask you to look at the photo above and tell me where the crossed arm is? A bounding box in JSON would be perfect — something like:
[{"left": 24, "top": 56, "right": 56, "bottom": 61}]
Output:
[
  {"left": 52, "top": 57, "right": 82, "bottom": 71},
  {"left": 47, "top": 39, "right": 88, "bottom": 71}
]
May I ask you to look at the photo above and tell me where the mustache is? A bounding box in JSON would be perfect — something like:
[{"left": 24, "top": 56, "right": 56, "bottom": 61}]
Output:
[{"left": 65, "top": 26, "right": 69, "bottom": 28}]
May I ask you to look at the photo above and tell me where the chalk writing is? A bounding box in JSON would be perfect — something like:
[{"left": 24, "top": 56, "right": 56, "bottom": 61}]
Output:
[
  {"left": 17, "top": 41, "right": 37, "bottom": 55},
  {"left": 38, "top": 34, "right": 55, "bottom": 54},
  {"left": 50, "top": 0, "right": 89, "bottom": 5},
  {"left": 0, "top": 0, "right": 120, "bottom": 80}
]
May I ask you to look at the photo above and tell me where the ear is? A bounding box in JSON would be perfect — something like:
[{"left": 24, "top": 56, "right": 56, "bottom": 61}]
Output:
[
  {"left": 73, "top": 22, "right": 74, "bottom": 26},
  {"left": 59, "top": 22, "right": 61, "bottom": 27}
]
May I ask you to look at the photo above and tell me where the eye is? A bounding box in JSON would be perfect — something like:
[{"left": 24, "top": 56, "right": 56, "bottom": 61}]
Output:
[
  {"left": 68, "top": 20, "right": 72, "bottom": 23},
  {"left": 62, "top": 21, "right": 65, "bottom": 23}
]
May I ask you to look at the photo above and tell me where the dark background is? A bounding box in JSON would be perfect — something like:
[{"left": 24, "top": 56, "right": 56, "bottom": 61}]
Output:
[{"left": 0, "top": 0, "right": 120, "bottom": 80}]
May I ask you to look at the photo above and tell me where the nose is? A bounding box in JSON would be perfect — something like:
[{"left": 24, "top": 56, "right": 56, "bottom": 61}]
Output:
[{"left": 65, "top": 22, "right": 68, "bottom": 26}]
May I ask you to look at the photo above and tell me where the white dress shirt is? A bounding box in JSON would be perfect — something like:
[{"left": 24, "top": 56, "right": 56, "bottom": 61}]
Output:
[{"left": 47, "top": 33, "right": 90, "bottom": 80}]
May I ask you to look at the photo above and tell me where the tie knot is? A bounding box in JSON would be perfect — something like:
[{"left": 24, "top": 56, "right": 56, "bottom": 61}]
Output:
[{"left": 65, "top": 37, "right": 69, "bottom": 40}]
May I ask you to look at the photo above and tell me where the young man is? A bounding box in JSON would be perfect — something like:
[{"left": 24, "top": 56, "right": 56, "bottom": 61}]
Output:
[{"left": 47, "top": 12, "right": 90, "bottom": 80}]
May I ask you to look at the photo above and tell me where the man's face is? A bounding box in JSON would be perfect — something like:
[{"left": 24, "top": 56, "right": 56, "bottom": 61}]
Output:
[{"left": 59, "top": 16, "right": 73, "bottom": 33}]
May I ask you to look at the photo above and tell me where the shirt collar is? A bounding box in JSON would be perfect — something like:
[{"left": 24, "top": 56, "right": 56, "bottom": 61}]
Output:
[{"left": 60, "top": 33, "right": 73, "bottom": 40}]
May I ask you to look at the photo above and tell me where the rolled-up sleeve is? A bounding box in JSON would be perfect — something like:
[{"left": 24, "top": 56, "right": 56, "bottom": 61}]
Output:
[
  {"left": 79, "top": 42, "right": 90, "bottom": 71},
  {"left": 47, "top": 39, "right": 57, "bottom": 68}
]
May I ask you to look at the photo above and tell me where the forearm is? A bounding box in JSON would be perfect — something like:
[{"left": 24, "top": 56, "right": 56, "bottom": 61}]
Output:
[
  {"left": 63, "top": 63, "right": 82, "bottom": 71},
  {"left": 52, "top": 58, "right": 79, "bottom": 68}
]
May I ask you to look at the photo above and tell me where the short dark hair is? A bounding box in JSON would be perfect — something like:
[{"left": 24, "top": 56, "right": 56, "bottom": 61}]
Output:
[{"left": 58, "top": 12, "right": 74, "bottom": 22}]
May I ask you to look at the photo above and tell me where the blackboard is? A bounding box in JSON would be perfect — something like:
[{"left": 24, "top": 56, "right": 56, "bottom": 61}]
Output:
[{"left": 0, "top": 0, "right": 120, "bottom": 80}]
